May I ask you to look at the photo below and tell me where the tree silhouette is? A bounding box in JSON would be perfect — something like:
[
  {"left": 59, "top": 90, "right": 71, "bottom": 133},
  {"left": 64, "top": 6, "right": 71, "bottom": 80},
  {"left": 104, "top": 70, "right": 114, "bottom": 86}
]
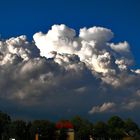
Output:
[{"left": 0, "top": 111, "right": 11, "bottom": 140}]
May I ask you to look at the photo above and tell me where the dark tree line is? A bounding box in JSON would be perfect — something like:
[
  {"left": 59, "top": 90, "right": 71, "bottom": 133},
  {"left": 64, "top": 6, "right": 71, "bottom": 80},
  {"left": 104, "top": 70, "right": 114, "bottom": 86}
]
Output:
[{"left": 0, "top": 111, "right": 140, "bottom": 140}]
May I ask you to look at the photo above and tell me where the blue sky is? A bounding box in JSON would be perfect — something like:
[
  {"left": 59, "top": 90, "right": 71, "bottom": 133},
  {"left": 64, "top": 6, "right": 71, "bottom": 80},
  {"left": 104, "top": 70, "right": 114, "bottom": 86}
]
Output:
[
  {"left": 1, "top": 0, "right": 140, "bottom": 122},
  {"left": 0, "top": 0, "right": 140, "bottom": 67}
]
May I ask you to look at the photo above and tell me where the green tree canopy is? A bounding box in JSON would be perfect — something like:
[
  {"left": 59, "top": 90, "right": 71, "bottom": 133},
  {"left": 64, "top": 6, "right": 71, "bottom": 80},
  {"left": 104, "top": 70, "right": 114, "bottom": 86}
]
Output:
[
  {"left": 93, "top": 121, "right": 108, "bottom": 139},
  {"left": 107, "top": 116, "right": 125, "bottom": 139},
  {"left": 71, "top": 116, "right": 93, "bottom": 140},
  {"left": 108, "top": 115, "right": 124, "bottom": 129},
  {"left": 124, "top": 118, "right": 139, "bottom": 136}
]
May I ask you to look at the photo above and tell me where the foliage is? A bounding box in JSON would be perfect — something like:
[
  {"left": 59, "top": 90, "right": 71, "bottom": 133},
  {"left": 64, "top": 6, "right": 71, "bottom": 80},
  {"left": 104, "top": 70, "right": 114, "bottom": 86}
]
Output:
[
  {"left": 30, "top": 120, "right": 56, "bottom": 140},
  {"left": 71, "top": 116, "right": 93, "bottom": 140},
  {"left": 9, "top": 120, "right": 26, "bottom": 140},
  {"left": 0, "top": 111, "right": 140, "bottom": 140},
  {"left": 107, "top": 116, "right": 125, "bottom": 139},
  {"left": 93, "top": 121, "right": 108, "bottom": 139},
  {"left": 0, "top": 111, "right": 11, "bottom": 140},
  {"left": 124, "top": 118, "right": 139, "bottom": 134}
]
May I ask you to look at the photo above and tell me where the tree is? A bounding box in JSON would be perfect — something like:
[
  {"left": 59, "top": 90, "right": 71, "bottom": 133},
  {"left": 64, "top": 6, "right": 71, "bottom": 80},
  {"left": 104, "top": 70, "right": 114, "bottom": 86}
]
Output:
[
  {"left": 9, "top": 120, "right": 27, "bottom": 140},
  {"left": 30, "top": 120, "right": 56, "bottom": 140},
  {"left": 71, "top": 116, "right": 93, "bottom": 140},
  {"left": 107, "top": 116, "right": 125, "bottom": 139},
  {"left": 93, "top": 121, "right": 108, "bottom": 140},
  {"left": 25, "top": 121, "right": 32, "bottom": 140},
  {"left": 124, "top": 118, "right": 139, "bottom": 136},
  {"left": 0, "top": 111, "right": 11, "bottom": 140},
  {"left": 108, "top": 116, "right": 124, "bottom": 129}
]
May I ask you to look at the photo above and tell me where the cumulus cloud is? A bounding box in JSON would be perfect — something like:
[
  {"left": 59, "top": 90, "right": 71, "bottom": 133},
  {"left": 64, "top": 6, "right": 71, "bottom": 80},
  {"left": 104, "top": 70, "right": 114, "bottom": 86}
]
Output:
[
  {"left": 79, "top": 26, "right": 113, "bottom": 42},
  {"left": 33, "top": 24, "right": 135, "bottom": 87},
  {"left": 0, "top": 35, "right": 98, "bottom": 108},
  {"left": 89, "top": 102, "right": 116, "bottom": 114},
  {"left": 0, "top": 24, "right": 140, "bottom": 120}
]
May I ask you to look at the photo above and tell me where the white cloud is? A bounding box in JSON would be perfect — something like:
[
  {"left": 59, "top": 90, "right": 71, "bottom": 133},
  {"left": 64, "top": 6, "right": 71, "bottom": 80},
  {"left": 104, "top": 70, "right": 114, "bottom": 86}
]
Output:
[
  {"left": 0, "top": 24, "right": 140, "bottom": 120},
  {"left": 33, "top": 24, "right": 135, "bottom": 87},
  {"left": 110, "top": 41, "right": 130, "bottom": 53},
  {"left": 79, "top": 26, "right": 113, "bottom": 42},
  {"left": 89, "top": 102, "right": 116, "bottom": 114},
  {"left": 33, "top": 24, "right": 77, "bottom": 58}
]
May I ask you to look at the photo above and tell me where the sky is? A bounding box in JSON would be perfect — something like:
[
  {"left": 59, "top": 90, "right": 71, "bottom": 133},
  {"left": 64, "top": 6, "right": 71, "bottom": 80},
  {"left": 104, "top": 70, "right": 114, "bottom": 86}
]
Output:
[
  {"left": 0, "top": 0, "right": 140, "bottom": 123},
  {"left": 0, "top": 0, "right": 140, "bottom": 66}
]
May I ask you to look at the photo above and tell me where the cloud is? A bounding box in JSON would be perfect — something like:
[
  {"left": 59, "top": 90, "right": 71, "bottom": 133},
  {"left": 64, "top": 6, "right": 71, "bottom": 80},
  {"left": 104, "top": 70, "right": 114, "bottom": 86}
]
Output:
[
  {"left": 0, "top": 24, "right": 140, "bottom": 120},
  {"left": 89, "top": 102, "right": 116, "bottom": 114},
  {"left": 33, "top": 24, "right": 134, "bottom": 87},
  {"left": 79, "top": 26, "right": 114, "bottom": 42},
  {"left": 89, "top": 100, "right": 140, "bottom": 115},
  {"left": 0, "top": 36, "right": 98, "bottom": 106},
  {"left": 122, "top": 101, "right": 140, "bottom": 110},
  {"left": 33, "top": 24, "right": 77, "bottom": 58}
]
